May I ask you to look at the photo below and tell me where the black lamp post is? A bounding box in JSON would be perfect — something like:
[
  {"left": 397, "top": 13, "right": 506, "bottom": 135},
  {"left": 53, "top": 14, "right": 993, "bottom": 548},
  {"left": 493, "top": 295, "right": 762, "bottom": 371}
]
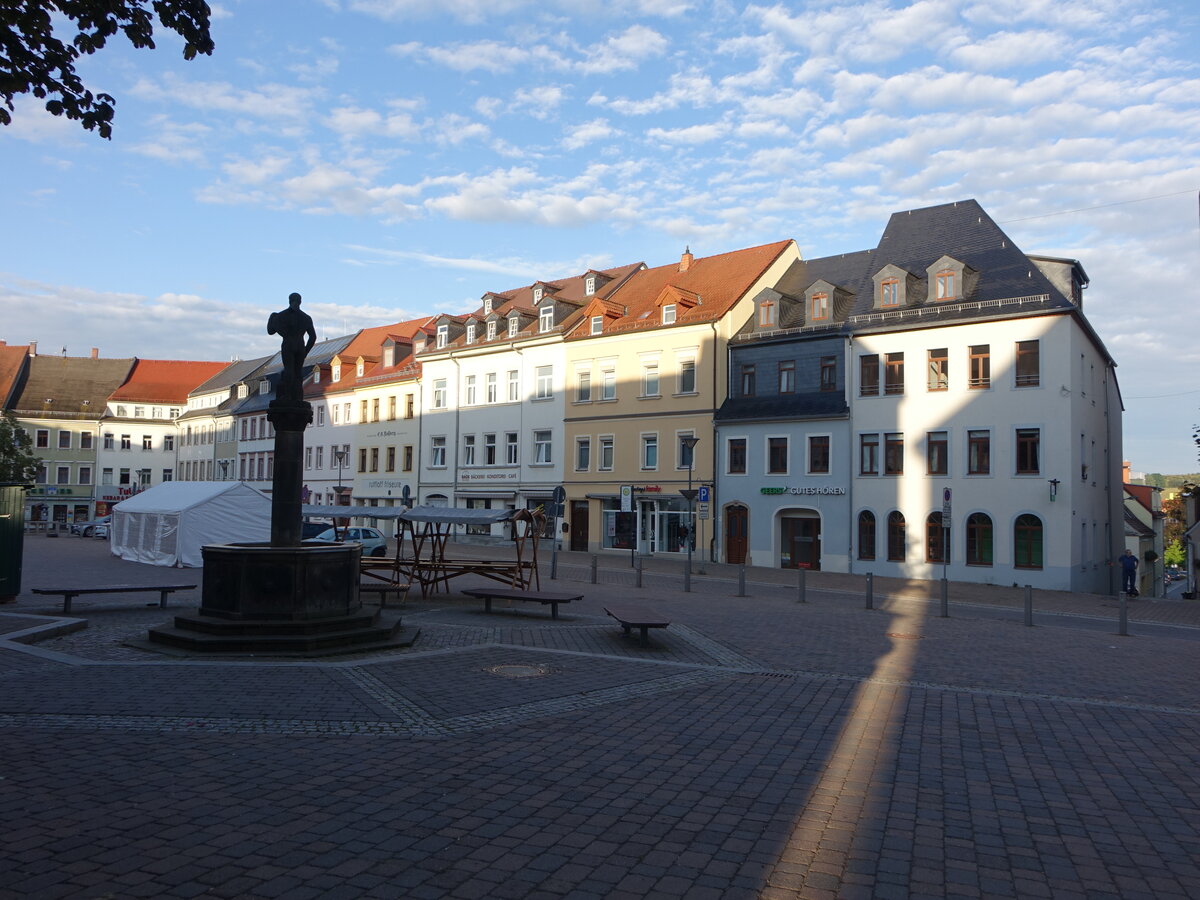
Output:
[
  {"left": 679, "top": 435, "right": 700, "bottom": 588},
  {"left": 333, "top": 448, "right": 347, "bottom": 501}
]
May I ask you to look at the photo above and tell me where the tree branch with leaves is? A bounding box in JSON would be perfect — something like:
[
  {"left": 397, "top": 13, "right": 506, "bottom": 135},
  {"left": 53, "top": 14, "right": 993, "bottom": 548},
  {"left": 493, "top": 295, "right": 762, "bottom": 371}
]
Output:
[
  {"left": 0, "top": 0, "right": 214, "bottom": 138},
  {"left": 0, "top": 411, "right": 39, "bottom": 484}
]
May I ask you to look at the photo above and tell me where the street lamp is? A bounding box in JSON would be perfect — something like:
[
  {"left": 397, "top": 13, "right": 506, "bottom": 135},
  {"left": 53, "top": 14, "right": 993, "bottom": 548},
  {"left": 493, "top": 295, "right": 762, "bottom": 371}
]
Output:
[
  {"left": 218, "top": 459, "right": 229, "bottom": 482},
  {"left": 679, "top": 435, "right": 700, "bottom": 588},
  {"left": 333, "top": 449, "right": 347, "bottom": 504}
]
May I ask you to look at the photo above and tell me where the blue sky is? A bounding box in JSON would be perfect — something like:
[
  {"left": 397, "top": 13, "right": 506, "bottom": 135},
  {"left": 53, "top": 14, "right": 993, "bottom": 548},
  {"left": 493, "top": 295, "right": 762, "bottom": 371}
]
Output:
[{"left": 2, "top": 0, "right": 1198, "bottom": 473}]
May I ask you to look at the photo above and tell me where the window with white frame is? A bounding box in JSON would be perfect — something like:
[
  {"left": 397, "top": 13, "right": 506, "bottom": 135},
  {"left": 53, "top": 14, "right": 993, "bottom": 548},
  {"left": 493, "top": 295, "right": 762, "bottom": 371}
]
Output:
[
  {"left": 508, "top": 316, "right": 519, "bottom": 338},
  {"left": 677, "top": 433, "right": 696, "bottom": 469},
  {"left": 662, "top": 304, "right": 676, "bottom": 325},
  {"left": 576, "top": 437, "right": 591, "bottom": 471},
  {"left": 484, "top": 433, "right": 497, "bottom": 465},
  {"left": 484, "top": 297, "right": 493, "bottom": 314},
  {"left": 539, "top": 305, "right": 554, "bottom": 333},
  {"left": 601, "top": 369, "right": 616, "bottom": 400},
  {"left": 486, "top": 372, "right": 497, "bottom": 403},
  {"left": 590, "top": 316, "right": 602, "bottom": 335},
  {"left": 508, "top": 370, "right": 519, "bottom": 401},
  {"left": 487, "top": 320, "right": 497, "bottom": 341},
  {"left": 465, "top": 375, "right": 476, "bottom": 406},
  {"left": 576, "top": 371, "right": 592, "bottom": 402},
  {"left": 506, "top": 432, "right": 518, "bottom": 464},
  {"left": 463, "top": 434, "right": 476, "bottom": 466},
  {"left": 534, "top": 430, "right": 552, "bottom": 464},
  {"left": 433, "top": 378, "right": 447, "bottom": 409},
  {"left": 599, "top": 436, "right": 614, "bottom": 470},
  {"left": 436, "top": 324, "right": 448, "bottom": 348},
  {"left": 585, "top": 276, "right": 596, "bottom": 295},
  {"left": 642, "top": 434, "right": 658, "bottom": 469},
  {"left": 466, "top": 323, "right": 476, "bottom": 344},
  {"left": 678, "top": 359, "right": 696, "bottom": 394},
  {"left": 535, "top": 365, "right": 553, "bottom": 399},
  {"left": 642, "top": 363, "right": 659, "bottom": 397},
  {"left": 430, "top": 435, "right": 447, "bottom": 467}
]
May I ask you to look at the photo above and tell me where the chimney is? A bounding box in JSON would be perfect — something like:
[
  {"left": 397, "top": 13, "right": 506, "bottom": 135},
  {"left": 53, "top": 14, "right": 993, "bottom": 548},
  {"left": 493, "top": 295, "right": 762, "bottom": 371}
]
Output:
[
  {"left": 28, "top": 341, "right": 37, "bottom": 357},
  {"left": 1122, "top": 460, "right": 1132, "bottom": 484},
  {"left": 91, "top": 347, "right": 99, "bottom": 359},
  {"left": 679, "top": 246, "right": 693, "bottom": 272}
]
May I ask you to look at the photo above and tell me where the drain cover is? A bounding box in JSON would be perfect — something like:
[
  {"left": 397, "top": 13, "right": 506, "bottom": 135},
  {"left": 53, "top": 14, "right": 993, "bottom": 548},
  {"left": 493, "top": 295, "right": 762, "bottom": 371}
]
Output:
[
  {"left": 886, "top": 633, "right": 923, "bottom": 640},
  {"left": 486, "top": 663, "right": 552, "bottom": 678}
]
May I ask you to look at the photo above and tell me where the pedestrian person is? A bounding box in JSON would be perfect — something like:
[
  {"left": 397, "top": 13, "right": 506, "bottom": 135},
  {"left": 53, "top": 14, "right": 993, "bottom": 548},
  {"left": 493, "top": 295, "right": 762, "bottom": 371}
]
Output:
[{"left": 1118, "top": 549, "right": 1139, "bottom": 595}]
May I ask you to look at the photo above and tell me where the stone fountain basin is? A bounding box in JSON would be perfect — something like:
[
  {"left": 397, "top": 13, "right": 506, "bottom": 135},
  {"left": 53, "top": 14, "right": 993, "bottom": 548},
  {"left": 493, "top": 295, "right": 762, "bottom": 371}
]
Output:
[{"left": 199, "top": 541, "right": 362, "bottom": 621}]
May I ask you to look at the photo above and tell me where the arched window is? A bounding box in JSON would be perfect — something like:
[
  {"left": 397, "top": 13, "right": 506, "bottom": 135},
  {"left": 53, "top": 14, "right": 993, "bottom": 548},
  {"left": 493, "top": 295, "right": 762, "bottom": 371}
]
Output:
[
  {"left": 857, "top": 511, "right": 876, "bottom": 560},
  {"left": 966, "top": 513, "right": 993, "bottom": 566},
  {"left": 926, "top": 512, "right": 947, "bottom": 563},
  {"left": 887, "top": 511, "right": 906, "bottom": 561},
  {"left": 1014, "top": 514, "right": 1043, "bottom": 569}
]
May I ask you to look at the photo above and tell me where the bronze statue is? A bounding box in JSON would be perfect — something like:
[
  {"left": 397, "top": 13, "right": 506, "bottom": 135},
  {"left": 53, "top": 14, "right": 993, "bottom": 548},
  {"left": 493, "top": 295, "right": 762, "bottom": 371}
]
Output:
[{"left": 268, "top": 292, "right": 316, "bottom": 403}]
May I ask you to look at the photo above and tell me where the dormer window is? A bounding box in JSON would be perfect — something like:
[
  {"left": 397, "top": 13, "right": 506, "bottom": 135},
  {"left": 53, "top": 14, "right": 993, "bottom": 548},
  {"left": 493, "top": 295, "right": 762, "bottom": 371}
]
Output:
[
  {"left": 759, "top": 299, "right": 776, "bottom": 328},
  {"left": 662, "top": 304, "right": 676, "bottom": 325},
  {"left": 935, "top": 270, "right": 956, "bottom": 300},
  {"left": 483, "top": 297, "right": 493, "bottom": 315},
  {"left": 585, "top": 276, "right": 596, "bottom": 296},
  {"left": 810, "top": 292, "right": 830, "bottom": 321},
  {"left": 259, "top": 379, "right": 269, "bottom": 395},
  {"left": 508, "top": 316, "right": 519, "bottom": 338},
  {"left": 332, "top": 362, "right": 341, "bottom": 381},
  {"left": 486, "top": 320, "right": 497, "bottom": 341},
  {"left": 466, "top": 323, "right": 476, "bottom": 344},
  {"left": 313, "top": 367, "right": 321, "bottom": 384},
  {"left": 356, "top": 359, "right": 365, "bottom": 377},
  {"left": 436, "top": 324, "right": 448, "bottom": 348},
  {"left": 533, "top": 287, "right": 543, "bottom": 303},
  {"left": 539, "top": 305, "right": 554, "bottom": 333},
  {"left": 881, "top": 279, "right": 899, "bottom": 307},
  {"left": 384, "top": 346, "right": 395, "bottom": 368},
  {"left": 590, "top": 316, "right": 602, "bottom": 335}
]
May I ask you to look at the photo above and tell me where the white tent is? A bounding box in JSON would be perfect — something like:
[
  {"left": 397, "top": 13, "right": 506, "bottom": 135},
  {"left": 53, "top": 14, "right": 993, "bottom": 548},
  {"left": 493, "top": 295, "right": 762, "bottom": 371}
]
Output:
[{"left": 111, "top": 482, "right": 271, "bottom": 567}]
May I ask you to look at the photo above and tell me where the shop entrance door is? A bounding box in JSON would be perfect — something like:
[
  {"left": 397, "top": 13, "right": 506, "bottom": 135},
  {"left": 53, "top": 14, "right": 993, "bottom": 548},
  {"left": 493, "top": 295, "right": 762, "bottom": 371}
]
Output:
[
  {"left": 638, "top": 501, "right": 657, "bottom": 554},
  {"left": 725, "top": 505, "right": 748, "bottom": 564},
  {"left": 570, "top": 500, "right": 589, "bottom": 551},
  {"left": 781, "top": 516, "right": 821, "bottom": 570}
]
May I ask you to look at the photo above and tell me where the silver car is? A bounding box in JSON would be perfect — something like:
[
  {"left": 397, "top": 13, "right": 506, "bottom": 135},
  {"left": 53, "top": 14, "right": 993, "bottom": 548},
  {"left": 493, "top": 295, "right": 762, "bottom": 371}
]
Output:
[{"left": 309, "top": 526, "right": 388, "bottom": 557}]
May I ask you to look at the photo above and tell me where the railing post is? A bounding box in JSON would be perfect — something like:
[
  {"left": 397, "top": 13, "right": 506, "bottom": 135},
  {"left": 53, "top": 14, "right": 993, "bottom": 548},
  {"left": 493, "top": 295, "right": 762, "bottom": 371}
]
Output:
[
  {"left": 1119, "top": 591, "right": 1128, "bottom": 636},
  {"left": 737, "top": 565, "right": 746, "bottom": 597},
  {"left": 1024, "top": 584, "right": 1033, "bottom": 627},
  {"left": 939, "top": 577, "right": 949, "bottom": 618},
  {"left": 590, "top": 554, "right": 598, "bottom": 585},
  {"left": 636, "top": 556, "right": 643, "bottom": 589},
  {"left": 865, "top": 572, "right": 873, "bottom": 610},
  {"left": 684, "top": 557, "right": 691, "bottom": 593},
  {"left": 797, "top": 567, "right": 806, "bottom": 603}
]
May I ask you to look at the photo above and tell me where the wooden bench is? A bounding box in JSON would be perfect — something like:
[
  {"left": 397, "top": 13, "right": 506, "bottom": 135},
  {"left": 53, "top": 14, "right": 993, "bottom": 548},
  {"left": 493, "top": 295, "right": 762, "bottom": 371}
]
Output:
[
  {"left": 605, "top": 604, "right": 670, "bottom": 645},
  {"left": 32, "top": 584, "right": 197, "bottom": 614},
  {"left": 359, "top": 582, "right": 411, "bottom": 608},
  {"left": 462, "top": 588, "right": 581, "bottom": 620}
]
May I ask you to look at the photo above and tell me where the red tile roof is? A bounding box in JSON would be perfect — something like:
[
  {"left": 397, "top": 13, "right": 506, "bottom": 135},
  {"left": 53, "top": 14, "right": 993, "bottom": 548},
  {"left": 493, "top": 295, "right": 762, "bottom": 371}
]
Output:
[
  {"left": 0, "top": 344, "right": 29, "bottom": 407},
  {"left": 569, "top": 241, "right": 794, "bottom": 338},
  {"left": 109, "top": 359, "right": 230, "bottom": 404}
]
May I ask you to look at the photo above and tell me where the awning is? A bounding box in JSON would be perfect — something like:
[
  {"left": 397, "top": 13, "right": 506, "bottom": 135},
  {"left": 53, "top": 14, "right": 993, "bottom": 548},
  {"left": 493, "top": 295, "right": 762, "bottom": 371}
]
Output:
[
  {"left": 399, "top": 505, "right": 516, "bottom": 525},
  {"left": 300, "top": 503, "right": 408, "bottom": 520}
]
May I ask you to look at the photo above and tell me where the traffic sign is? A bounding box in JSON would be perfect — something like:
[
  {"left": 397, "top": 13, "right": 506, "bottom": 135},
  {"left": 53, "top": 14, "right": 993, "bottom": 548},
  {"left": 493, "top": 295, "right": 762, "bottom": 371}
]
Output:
[
  {"left": 620, "top": 485, "right": 632, "bottom": 512},
  {"left": 553, "top": 485, "right": 566, "bottom": 505},
  {"left": 698, "top": 502, "right": 710, "bottom": 520},
  {"left": 698, "top": 485, "right": 711, "bottom": 503}
]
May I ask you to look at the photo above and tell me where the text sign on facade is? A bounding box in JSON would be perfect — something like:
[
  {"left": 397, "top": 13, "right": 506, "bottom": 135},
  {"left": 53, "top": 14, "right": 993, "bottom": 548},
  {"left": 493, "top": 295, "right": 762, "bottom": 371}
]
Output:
[
  {"left": 620, "top": 485, "right": 632, "bottom": 512},
  {"left": 699, "top": 502, "right": 710, "bottom": 520}
]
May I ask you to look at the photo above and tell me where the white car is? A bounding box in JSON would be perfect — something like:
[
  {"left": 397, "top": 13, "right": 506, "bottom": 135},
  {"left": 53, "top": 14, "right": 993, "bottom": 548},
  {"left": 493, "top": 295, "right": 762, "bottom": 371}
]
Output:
[{"left": 309, "top": 526, "right": 388, "bottom": 557}]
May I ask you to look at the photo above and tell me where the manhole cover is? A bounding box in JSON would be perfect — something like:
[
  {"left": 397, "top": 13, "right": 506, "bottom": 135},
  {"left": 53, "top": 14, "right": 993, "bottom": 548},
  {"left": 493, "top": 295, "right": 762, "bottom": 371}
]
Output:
[
  {"left": 486, "top": 664, "right": 553, "bottom": 678},
  {"left": 886, "top": 633, "right": 923, "bottom": 640}
]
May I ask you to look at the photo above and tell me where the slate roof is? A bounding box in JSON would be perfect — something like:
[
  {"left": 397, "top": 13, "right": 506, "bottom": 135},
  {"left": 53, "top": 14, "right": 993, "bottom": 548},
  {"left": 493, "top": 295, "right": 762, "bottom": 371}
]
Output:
[
  {"left": 190, "top": 356, "right": 272, "bottom": 395},
  {"left": 109, "top": 359, "right": 229, "bottom": 404},
  {"left": 715, "top": 392, "right": 849, "bottom": 423},
  {"left": 10, "top": 355, "right": 135, "bottom": 420}
]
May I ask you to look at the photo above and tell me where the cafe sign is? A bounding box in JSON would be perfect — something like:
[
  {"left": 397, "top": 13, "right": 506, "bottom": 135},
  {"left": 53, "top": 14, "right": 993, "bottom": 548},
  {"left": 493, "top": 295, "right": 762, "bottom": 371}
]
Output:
[{"left": 761, "top": 486, "right": 846, "bottom": 496}]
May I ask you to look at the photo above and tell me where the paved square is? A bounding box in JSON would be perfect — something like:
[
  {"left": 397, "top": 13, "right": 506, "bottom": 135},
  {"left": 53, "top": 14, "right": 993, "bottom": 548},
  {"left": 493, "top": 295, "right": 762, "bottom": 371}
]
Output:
[{"left": 2, "top": 537, "right": 1198, "bottom": 898}]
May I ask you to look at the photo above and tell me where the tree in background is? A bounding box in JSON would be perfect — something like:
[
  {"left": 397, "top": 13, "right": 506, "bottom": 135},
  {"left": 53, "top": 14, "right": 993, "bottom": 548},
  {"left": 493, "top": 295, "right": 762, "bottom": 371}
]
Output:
[
  {"left": 0, "top": 411, "right": 39, "bottom": 483},
  {"left": 1, "top": 0, "right": 213, "bottom": 138}
]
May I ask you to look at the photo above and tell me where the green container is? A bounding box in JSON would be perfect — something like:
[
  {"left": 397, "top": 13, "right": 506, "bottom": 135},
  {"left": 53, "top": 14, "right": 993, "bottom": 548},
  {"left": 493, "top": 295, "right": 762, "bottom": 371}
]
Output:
[{"left": 0, "top": 483, "right": 28, "bottom": 600}]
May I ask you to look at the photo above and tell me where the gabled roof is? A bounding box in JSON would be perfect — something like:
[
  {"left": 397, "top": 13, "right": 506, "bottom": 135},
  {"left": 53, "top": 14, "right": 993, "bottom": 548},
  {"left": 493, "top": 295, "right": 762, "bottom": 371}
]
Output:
[
  {"left": 10, "top": 355, "right": 136, "bottom": 419},
  {"left": 190, "top": 355, "right": 271, "bottom": 395},
  {"left": 568, "top": 241, "right": 795, "bottom": 339},
  {"left": 109, "top": 359, "right": 229, "bottom": 404},
  {"left": 0, "top": 343, "right": 30, "bottom": 408}
]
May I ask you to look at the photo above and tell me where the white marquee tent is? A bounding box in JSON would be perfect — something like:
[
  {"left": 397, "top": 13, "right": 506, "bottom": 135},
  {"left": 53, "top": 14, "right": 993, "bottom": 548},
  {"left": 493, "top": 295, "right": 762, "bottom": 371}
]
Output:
[{"left": 111, "top": 482, "right": 271, "bottom": 567}]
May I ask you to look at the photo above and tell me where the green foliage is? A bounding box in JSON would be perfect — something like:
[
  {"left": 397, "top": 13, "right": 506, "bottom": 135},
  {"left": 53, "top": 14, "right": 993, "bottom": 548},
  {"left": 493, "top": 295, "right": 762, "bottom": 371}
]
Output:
[
  {"left": 0, "top": 0, "right": 214, "bottom": 138},
  {"left": 0, "top": 411, "right": 39, "bottom": 483},
  {"left": 1164, "top": 540, "right": 1185, "bottom": 569},
  {"left": 1145, "top": 472, "right": 1166, "bottom": 488}
]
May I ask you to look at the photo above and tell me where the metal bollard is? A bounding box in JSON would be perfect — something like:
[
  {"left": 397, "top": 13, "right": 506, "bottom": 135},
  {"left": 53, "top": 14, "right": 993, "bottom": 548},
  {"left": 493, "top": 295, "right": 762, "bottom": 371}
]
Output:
[
  {"left": 591, "top": 555, "right": 598, "bottom": 585},
  {"left": 865, "top": 572, "right": 874, "bottom": 610},
  {"left": 684, "top": 558, "right": 692, "bottom": 593},
  {"left": 737, "top": 565, "right": 747, "bottom": 597},
  {"left": 940, "top": 577, "right": 949, "bottom": 618},
  {"left": 636, "top": 556, "right": 643, "bottom": 589},
  {"left": 797, "top": 566, "right": 806, "bottom": 604},
  {"left": 551, "top": 552, "right": 558, "bottom": 581},
  {"left": 1119, "top": 591, "right": 1128, "bottom": 636},
  {"left": 1024, "top": 584, "right": 1033, "bottom": 627}
]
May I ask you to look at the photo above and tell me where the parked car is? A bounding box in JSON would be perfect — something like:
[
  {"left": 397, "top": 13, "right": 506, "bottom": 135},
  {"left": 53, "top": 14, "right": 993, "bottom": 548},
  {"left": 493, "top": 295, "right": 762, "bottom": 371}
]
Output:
[
  {"left": 309, "top": 526, "right": 388, "bottom": 557},
  {"left": 71, "top": 515, "right": 110, "bottom": 537},
  {"left": 93, "top": 522, "right": 110, "bottom": 539}
]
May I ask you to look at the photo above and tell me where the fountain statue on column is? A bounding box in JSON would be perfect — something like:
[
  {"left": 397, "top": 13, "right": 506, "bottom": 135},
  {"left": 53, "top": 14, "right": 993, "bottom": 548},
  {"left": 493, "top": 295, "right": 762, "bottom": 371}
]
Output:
[{"left": 147, "top": 292, "right": 412, "bottom": 654}]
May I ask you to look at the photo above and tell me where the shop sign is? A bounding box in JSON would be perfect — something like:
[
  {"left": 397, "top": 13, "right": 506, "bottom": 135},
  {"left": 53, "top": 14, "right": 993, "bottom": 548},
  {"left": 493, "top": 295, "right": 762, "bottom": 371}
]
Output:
[
  {"left": 760, "top": 486, "right": 846, "bottom": 496},
  {"left": 632, "top": 485, "right": 661, "bottom": 493},
  {"left": 460, "top": 471, "right": 518, "bottom": 481}
]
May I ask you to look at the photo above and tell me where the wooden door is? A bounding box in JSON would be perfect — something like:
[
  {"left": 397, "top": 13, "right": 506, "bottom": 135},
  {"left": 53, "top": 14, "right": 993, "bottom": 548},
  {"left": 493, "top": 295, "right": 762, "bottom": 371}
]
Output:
[
  {"left": 570, "top": 500, "right": 590, "bottom": 551},
  {"left": 725, "top": 505, "right": 748, "bottom": 564}
]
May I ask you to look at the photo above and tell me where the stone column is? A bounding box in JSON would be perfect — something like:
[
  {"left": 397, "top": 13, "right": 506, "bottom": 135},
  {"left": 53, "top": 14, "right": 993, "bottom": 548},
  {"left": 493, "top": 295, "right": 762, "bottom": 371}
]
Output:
[{"left": 268, "top": 400, "right": 313, "bottom": 547}]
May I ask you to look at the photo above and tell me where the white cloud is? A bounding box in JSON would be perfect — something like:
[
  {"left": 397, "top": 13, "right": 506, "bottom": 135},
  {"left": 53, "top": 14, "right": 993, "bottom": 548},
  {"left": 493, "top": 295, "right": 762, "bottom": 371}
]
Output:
[
  {"left": 563, "top": 118, "right": 619, "bottom": 150},
  {"left": 128, "top": 118, "right": 212, "bottom": 164},
  {"left": 577, "top": 25, "right": 669, "bottom": 75},
  {"left": 421, "top": 166, "right": 637, "bottom": 227},
  {"left": 514, "top": 85, "right": 568, "bottom": 119},
  {"left": 129, "top": 75, "right": 317, "bottom": 121},
  {"left": 949, "top": 29, "right": 1072, "bottom": 70},
  {"left": 435, "top": 114, "right": 491, "bottom": 145},
  {"left": 646, "top": 121, "right": 730, "bottom": 144},
  {"left": 221, "top": 154, "right": 292, "bottom": 184}
]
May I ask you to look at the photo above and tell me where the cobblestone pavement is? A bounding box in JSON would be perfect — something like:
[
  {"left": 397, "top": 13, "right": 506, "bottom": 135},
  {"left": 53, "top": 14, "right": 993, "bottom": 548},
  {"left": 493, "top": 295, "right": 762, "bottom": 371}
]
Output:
[{"left": 1, "top": 537, "right": 1198, "bottom": 898}]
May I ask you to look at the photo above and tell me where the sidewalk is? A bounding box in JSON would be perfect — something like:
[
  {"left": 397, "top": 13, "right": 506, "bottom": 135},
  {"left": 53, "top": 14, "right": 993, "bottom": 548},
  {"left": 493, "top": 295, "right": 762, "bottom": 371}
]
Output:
[{"left": 1, "top": 535, "right": 1198, "bottom": 899}]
